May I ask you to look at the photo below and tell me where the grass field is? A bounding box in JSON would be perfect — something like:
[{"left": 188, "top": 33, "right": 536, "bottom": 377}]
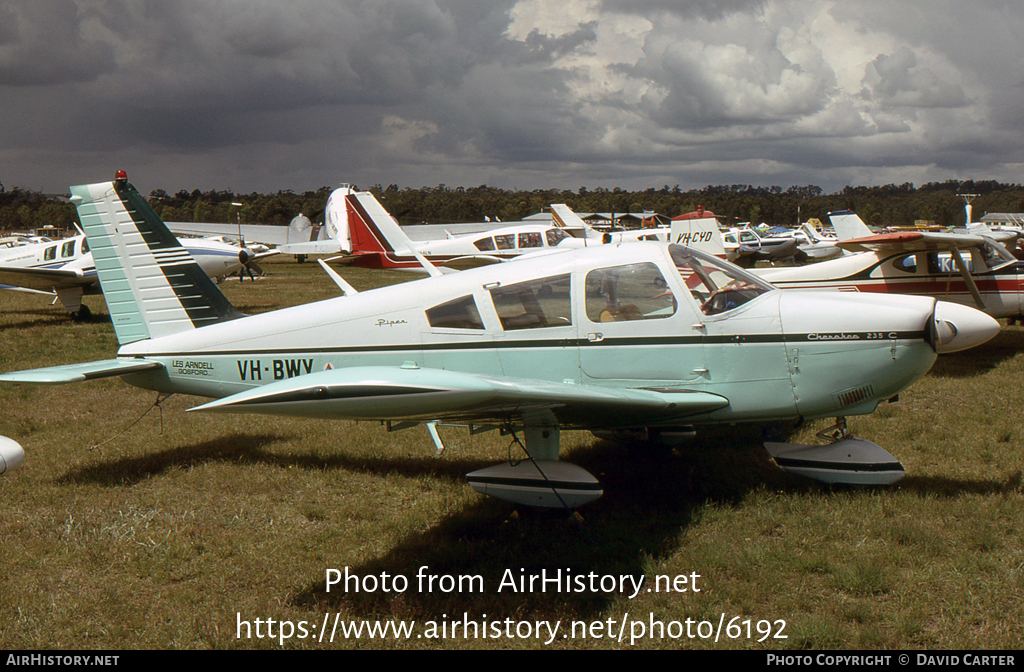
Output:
[{"left": 0, "top": 255, "right": 1022, "bottom": 650}]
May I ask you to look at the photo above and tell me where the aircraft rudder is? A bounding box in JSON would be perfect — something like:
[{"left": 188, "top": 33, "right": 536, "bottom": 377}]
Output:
[
  {"left": 71, "top": 172, "right": 244, "bottom": 345},
  {"left": 346, "top": 191, "right": 417, "bottom": 255}
]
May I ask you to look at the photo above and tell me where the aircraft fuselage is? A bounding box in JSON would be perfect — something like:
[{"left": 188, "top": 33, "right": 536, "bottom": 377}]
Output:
[{"left": 119, "top": 243, "right": 950, "bottom": 428}]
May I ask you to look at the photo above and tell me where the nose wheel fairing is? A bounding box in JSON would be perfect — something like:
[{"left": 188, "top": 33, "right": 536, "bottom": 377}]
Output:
[{"left": 765, "top": 436, "right": 905, "bottom": 486}]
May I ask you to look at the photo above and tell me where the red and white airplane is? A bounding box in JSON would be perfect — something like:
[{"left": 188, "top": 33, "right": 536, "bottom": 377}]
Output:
[{"left": 757, "top": 211, "right": 1024, "bottom": 320}]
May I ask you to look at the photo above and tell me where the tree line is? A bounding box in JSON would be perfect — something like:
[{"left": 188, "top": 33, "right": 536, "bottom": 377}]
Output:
[{"left": 3, "top": 179, "right": 1024, "bottom": 235}]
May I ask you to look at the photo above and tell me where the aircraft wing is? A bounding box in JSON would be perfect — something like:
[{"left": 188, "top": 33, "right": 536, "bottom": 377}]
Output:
[
  {"left": 167, "top": 222, "right": 292, "bottom": 246},
  {"left": 838, "top": 231, "right": 995, "bottom": 309},
  {"left": 439, "top": 255, "right": 506, "bottom": 270},
  {"left": 0, "top": 358, "right": 163, "bottom": 384},
  {"left": 836, "top": 231, "right": 988, "bottom": 253},
  {"left": 0, "top": 266, "right": 90, "bottom": 293},
  {"left": 189, "top": 365, "right": 729, "bottom": 428},
  {"left": 277, "top": 240, "right": 345, "bottom": 255}
]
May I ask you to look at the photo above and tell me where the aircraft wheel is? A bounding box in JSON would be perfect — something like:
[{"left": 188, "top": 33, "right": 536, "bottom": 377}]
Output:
[{"left": 71, "top": 305, "right": 92, "bottom": 322}]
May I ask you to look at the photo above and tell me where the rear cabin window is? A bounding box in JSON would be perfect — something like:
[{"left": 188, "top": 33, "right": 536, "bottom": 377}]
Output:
[
  {"left": 893, "top": 254, "right": 918, "bottom": 273},
  {"left": 425, "top": 295, "right": 484, "bottom": 330},
  {"left": 518, "top": 232, "right": 543, "bottom": 248},
  {"left": 44, "top": 246, "right": 56, "bottom": 261},
  {"left": 585, "top": 262, "right": 677, "bottom": 322},
  {"left": 545, "top": 229, "right": 569, "bottom": 246},
  {"left": 473, "top": 237, "right": 496, "bottom": 251},
  {"left": 489, "top": 274, "right": 572, "bottom": 330}
]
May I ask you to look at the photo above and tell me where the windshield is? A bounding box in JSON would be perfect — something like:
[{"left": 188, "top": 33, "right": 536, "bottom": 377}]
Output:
[
  {"left": 980, "top": 238, "right": 1018, "bottom": 269},
  {"left": 668, "top": 244, "right": 774, "bottom": 316}
]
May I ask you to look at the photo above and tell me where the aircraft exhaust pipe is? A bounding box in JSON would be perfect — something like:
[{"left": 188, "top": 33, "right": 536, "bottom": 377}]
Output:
[
  {"left": 930, "top": 301, "right": 1000, "bottom": 354},
  {"left": 0, "top": 436, "right": 25, "bottom": 475}
]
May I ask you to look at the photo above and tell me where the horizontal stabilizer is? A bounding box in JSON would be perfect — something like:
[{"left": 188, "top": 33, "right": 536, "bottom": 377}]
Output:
[
  {"left": 0, "top": 358, "right": 163, "bottom": 385},
  {"left": 189, "top": 365, "right": 729, "bottom": 427},
  {"left": 765, "top": 437, "right": 905, "bottom": 485},
  {"left": 277, "top": 241, "right": 346, "bottom": 255}
]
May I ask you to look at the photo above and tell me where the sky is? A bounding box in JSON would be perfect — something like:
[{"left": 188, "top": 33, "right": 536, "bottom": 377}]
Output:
[{"left": 2, "top": 0, "right": 1023, "bottom": 195}]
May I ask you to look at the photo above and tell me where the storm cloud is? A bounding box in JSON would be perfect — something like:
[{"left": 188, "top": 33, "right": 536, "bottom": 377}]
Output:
[{"left": 2, "top": 0, "right": 1022, "bottom": 194}]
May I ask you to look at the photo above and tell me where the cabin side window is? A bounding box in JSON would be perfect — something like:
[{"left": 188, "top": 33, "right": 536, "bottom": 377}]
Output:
[
  {"left": 44, "top": 245, "right": 56, "bottom": 261},
  {"left": 892, "top": 254, "right": 918, "bottom": 274},
  {"left": 61, "top": 240, "right": 76, "bottom": 257},
  {"left": 425, "top": 295, "right": 484, "bottom": 330},
  {"left": 473, "top": 237, "right": 496, "bottom": 251},
  {"left": 518, "top": 232, "right": 543, "bottom": 248},
  {"left": 585, "top": 262, "right": 677, "bottom": 323},
  {"left": 545, "top": 229, "right": 569, "bottom": 246},
  {"left": 494, "top": 234, "right": 515, "bottom": 250},
  {"left": 928, "top": 251, "right": 974, "bottom": 274},
  {"left": 489, "top": 274, "right": 572, "bottom": 330}
]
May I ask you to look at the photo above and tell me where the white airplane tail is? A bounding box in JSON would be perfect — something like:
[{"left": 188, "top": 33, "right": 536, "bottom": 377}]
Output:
[
  {"left": 70, "top": 173, "right": 244, "bottom": 345},
  {"left": 829, "top": 210, "right": 873, "bottom": 241},
  {"left": 347, "top": 191, "right": 418, "bottom": 255},
  {"left": 669, "top": 217, "right": 727, "bottom": 258},
  {"left": 278, "top": 185, "right": 353, "bottom": 255},
  {"left": 550, "top": 203, "right": 590, "bottom": 235}
]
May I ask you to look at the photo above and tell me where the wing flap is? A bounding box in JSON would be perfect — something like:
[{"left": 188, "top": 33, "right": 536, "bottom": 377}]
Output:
[
  {"left": 0, "top": 358, "right": 163, "bottom": 384},
  {"left": 189, "top": 365, "right": 729, "bottom": 427}
]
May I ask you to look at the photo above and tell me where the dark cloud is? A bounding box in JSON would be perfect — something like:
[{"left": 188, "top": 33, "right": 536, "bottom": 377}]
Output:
[
  {"left": 865, "top": 47, "right": 967, "bottom": 109},
  {"left": 0, "top": 0, "right": 116, "bottom": 86},
  {"left": 2, "top": 0, "right": 1023, "bottom": 194}
]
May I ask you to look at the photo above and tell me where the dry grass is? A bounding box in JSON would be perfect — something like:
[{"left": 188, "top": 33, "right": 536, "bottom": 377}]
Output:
[{"left": 0, "top": 256, "right": 1022, "bottom": 649}]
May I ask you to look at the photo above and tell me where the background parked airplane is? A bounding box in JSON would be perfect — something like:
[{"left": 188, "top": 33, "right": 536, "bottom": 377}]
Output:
[
  {"left": 0, "top": 230, "right": 274, "bottom": 319},
  {"left": 758, "top": 214, "right": 1024, "bottom": 320},
  {"left": 167, "top": 185, "right": 356, "bottom": 260}
]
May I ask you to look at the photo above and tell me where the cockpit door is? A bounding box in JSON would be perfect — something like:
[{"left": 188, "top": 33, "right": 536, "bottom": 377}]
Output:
[{"left": 576, "top": 259, "right": 706, "bottom": 383}]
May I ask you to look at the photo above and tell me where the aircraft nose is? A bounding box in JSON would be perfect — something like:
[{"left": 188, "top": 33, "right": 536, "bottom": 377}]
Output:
[{"left": 931, "top": 301, "right": 1000, "bottom": 353}]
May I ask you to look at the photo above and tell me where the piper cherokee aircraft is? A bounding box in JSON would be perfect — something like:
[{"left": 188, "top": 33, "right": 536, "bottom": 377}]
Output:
[
  {"left": 0, "top": 173, "right": 1001, "bottom": 506},
  {"left": 335, "top": 194, "right": 588, "bottom": 271},
  {"left": 338, "top": 200, "right": 725, "bottom": 273},
  {"left": 0, "top": 228, "right": 274, "bottom": 319},
  {"left": 548, "top": 203, "right": 725, "bottom": 254},
  {"left": 757, "top": 211, "right": 1024, "bottom": 321}
]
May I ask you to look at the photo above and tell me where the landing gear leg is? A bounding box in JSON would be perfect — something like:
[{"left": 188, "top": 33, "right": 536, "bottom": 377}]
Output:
[{"left": 816, "top": 417, "right": 850, "bottom": 443}]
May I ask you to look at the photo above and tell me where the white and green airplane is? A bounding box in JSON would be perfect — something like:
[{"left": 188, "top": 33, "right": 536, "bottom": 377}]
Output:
[{"left": 0, "top": 173, "right": 1002, "bottom": 505}]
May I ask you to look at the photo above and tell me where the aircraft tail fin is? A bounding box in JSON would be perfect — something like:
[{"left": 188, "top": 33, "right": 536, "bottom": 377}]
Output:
[
  {"left": 550, "top": 203, "right": 589, "bottom": 230},
  {"left": 346, "top": 191, "right": 416, "bottom": 255},
  {"left": 829, "top": 210, "right": 873, "bottom": 241},
  {"left": 669, "top": 217, "right": 727, "bottom": 258},
  {"left": 70, "top": 173, "right": 244, "bottom": 345}
]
